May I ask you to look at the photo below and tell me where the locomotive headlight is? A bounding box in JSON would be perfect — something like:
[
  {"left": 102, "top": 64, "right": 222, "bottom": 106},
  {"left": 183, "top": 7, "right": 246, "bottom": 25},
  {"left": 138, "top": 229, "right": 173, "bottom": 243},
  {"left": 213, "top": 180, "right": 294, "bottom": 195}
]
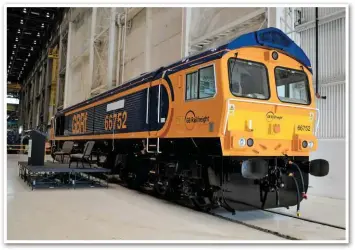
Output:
[
  {"left": 302, "top": 140, "right": 308, "bottom": 148},
  {"left": 239, "top": 138, "right": 246, "bottom": 147},
  {"left": 308, "top": 141, "right": 314, "bottom": 148},
  {"left": 272, "top": 51, "right": 279, "bottom": 60}
]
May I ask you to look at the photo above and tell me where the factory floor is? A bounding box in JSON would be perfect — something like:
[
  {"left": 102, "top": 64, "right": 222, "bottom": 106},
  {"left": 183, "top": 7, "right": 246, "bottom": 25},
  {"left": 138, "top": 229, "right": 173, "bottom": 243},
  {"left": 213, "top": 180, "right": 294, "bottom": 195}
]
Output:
[{"left": 6, "top": 154, "right": 346, "bottom": 241}]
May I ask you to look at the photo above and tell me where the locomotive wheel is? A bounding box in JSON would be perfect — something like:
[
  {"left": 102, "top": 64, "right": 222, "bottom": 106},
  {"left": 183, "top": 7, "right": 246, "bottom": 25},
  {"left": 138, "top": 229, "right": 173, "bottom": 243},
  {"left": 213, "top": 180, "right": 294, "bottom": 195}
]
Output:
[
  {"left": 154, "top": 180, "right": 169, "bottom": 197},
  {"left": 191, "top": 196, "right": 213, "bottom": 212},
  {"left": 154, "top": 178, "right": 178, "bottom": 200}
]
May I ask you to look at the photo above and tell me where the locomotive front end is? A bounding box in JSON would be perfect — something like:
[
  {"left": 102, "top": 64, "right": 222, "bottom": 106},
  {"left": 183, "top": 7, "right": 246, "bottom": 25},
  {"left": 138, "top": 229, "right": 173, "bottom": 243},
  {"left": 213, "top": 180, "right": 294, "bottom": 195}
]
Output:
[{"left": 217, "top": 31, "right": 329, "bottom": 213}]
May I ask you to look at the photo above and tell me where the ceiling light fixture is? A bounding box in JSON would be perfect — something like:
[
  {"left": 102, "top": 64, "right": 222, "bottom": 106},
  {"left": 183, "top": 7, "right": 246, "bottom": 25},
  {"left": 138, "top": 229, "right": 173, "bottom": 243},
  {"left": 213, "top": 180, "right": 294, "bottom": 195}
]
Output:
[
  {"left": 46, "top": 12, "right": 50, "bottom": 18},
  {"left": 17, "top": 29, "right": 20, "bottom": 34},
  {"left": 41, "top": 23, "right": 44, "bottom": 28},
  {"left": 33, "top": 40, "right": 36, "bottom": 44},
  {"left": 25, "top": 58, "right": 28, "bottom": 62},
  {"left": 28, "top": 53, "right": 30, "bottom": 57},
  {"left": 31, "top": 47, "right": 33, "bottom": 51},
  {"left": 15, "top": 37, "right": 18, "bottom": 41},
  {"left": 20, "top": 19, "right": 23, "bottom": 24},
  {"left": 13, "top": 45, "right": 16, "bottom": 48},
  {"left": 23, "top": 8, "right": 26, "bottom": 13},
  {"left": 37, "top": 32, "right": 40, "bottom": 37},
  {"left": 12, "top": 51, "right": 15, "bottom": 54}
]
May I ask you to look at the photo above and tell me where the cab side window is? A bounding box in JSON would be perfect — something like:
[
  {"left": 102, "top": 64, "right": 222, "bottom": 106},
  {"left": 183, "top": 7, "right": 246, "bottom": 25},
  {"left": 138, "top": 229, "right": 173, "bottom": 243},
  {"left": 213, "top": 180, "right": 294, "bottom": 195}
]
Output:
[
  {"left": 186, "top": 71, "right": 198, "bottom": 100},
  {"left": 185, "top": 65, "right": 216, "bottom": 100}
]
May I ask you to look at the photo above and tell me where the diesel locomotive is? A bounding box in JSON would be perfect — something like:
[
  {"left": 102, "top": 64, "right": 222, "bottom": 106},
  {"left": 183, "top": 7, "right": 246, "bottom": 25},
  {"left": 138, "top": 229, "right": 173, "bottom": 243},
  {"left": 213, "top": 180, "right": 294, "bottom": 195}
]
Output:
[{"left": 50, "top": 27, "right": 329, "bottom": 215}]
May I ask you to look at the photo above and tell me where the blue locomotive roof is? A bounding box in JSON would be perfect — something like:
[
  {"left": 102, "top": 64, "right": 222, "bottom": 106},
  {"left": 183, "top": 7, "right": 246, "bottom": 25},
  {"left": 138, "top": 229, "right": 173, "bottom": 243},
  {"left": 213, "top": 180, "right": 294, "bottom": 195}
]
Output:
[
  {"left": 219, "top": 27, "right": 312, "bottom": 72},
  {"left": 58, "top": 27, "right": 311, "bottom": 115}
]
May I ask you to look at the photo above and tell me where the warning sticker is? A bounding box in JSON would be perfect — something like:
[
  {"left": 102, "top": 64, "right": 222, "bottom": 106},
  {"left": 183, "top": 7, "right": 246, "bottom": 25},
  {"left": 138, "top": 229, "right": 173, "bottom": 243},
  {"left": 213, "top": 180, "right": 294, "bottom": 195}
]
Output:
[{"left": 229, "top": 104, "right": 235, "bottom": 114}]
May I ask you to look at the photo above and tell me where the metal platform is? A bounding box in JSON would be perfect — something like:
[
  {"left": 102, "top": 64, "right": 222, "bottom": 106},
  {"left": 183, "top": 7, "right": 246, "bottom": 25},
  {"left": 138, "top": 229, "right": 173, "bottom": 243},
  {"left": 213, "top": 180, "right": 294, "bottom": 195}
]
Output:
[{"left": 18, "top": 161, "right": 111, "bottom": 190}]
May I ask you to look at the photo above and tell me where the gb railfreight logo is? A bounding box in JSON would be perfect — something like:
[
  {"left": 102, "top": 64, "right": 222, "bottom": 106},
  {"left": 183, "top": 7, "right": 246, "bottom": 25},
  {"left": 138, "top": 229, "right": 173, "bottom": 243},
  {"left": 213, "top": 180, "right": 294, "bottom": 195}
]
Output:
[
  {"left": 266, "top": 111, "right": 283, "bottom": 122},
  {"left": 185, "top": 110, "right": 210, "bottom": 130}
]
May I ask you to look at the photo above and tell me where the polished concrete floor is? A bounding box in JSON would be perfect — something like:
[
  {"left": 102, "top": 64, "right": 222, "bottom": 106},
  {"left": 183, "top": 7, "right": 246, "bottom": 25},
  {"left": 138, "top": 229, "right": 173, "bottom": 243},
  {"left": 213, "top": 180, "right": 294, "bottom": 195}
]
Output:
[
  {"left": 6, "top": 154, "right": 346, "bottom": 241},
  {"left": 7, "top": 154, "right": 283, "bottom": 241}
]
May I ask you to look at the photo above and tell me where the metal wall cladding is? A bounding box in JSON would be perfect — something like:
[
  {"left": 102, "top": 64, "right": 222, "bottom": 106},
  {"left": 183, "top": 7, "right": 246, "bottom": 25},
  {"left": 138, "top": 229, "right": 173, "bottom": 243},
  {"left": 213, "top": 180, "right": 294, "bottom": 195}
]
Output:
[
  {"left": 296, "top": 7, "right": 346, "bottom": 139},
  {"left": 299, "top": 15, "right": 345, "bottom": 85},
  {"left": 300, "top": 7, "right": 345, "bottom": 23},
  {"left": 316, "top": 82, "right": 346, "bottom": 139},
  {"left": 94, "top": 89, "right": 148, "bottom": 135}
]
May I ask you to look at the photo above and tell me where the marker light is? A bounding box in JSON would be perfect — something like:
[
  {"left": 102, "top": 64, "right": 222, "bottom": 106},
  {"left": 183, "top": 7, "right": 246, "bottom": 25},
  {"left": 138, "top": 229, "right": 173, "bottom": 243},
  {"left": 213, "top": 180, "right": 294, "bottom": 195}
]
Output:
[{"left": 239, "top": 138, "right": 246, "bottom": 147}]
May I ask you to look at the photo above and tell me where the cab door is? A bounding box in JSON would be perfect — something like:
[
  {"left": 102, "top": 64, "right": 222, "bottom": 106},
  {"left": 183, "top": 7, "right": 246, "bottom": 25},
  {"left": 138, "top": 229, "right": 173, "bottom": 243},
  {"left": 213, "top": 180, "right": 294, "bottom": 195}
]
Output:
[{"left": 147, "top": 80, "right": 169, "bottom": 136}]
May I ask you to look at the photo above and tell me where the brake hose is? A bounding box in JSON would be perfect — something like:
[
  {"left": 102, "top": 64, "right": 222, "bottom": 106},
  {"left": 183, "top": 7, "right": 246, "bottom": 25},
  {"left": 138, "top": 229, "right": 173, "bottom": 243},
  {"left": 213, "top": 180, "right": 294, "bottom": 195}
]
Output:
[
  {"left": 289, "top": 161, "right": 307, "bottom": 199},
  {"left": 288, "top": 173, "right": 301, "bottom": 217}
]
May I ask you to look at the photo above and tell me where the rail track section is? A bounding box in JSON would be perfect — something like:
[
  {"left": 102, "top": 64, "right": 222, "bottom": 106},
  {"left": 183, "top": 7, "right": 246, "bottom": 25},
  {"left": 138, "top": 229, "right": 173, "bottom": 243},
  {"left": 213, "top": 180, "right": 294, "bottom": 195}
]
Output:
[
  {"left": 83, "top": 172, "right": 346, "bottom": 240},
  {"left": 210, "top": 206, "right": 346, "bottom": 240}
]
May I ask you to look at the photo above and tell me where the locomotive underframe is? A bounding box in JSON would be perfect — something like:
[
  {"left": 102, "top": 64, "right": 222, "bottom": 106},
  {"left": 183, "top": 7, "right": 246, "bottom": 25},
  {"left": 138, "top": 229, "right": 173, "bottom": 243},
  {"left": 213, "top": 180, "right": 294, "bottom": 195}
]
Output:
[{"left": 52, "top": 137, "right": 311, "bottom": 213}]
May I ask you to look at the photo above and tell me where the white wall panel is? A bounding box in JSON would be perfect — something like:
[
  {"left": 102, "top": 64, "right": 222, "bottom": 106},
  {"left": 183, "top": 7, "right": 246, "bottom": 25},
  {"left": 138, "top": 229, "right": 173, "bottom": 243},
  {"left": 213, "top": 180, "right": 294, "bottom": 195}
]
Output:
[
  {"left": 316, "top": 82, "right": 346, "bottom": 139},
  {"left": 299, "top": 15, "right": 345, "bottom": 85},
  {"left": 310, "top": 139, "right": 345, "bottom": 199},
  {"left": 297, "top": 8, "right": 346, "bottom": 140},
  {"left": 151, "top": 33, "right": 181, "bottom": 70},
  {"left": 122, "top": 9, "right": 146, "bottom": 82},
  {"left": 123, "top": 53, "right": 145, "bottom": 82},
  {"left": 189, "top": 8, "right": 265, "bottom": 53},
  {"left": 300, "top": 7, "right": 344, "bottom": 23},
  {"left": 124, "top": 10, "right": 146, "bottom": 64},
  {"left": 189, "top": 7, "right": 263, "bottom": 41},
  {"left": 151, "top": 8, "right": 182, "bottom": 71},
  {"left": 294, "top": 7, "right": 347, "bottom": 199},
  {"left": 66, "top": 9, "right": 92, "bottom": 107},
  {"left": 151, "top": 8, "right": 182, "bottom": 47}
]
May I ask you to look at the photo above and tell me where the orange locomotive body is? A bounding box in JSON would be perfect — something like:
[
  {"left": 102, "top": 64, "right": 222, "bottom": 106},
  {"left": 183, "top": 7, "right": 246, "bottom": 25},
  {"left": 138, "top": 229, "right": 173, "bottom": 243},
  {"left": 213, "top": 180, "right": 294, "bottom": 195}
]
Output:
[{"left": 50, "top": 28, "right": 329, "bottom": 214}]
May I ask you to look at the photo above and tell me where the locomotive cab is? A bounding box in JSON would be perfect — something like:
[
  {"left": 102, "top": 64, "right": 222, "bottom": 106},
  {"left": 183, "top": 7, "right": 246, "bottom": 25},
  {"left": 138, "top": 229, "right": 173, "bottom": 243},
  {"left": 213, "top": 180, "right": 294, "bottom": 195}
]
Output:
[
  {"left": 217, "top": 33, "right": 329, "bottom": 213},
  {"left": 222, "top": 47, "right": 318, "bottom": 158}
]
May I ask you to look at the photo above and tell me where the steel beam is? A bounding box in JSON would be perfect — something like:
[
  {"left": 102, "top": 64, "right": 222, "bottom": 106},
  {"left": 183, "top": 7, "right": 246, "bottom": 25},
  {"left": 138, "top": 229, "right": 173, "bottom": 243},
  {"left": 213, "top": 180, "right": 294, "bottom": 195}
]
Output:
[
  {"left": 87, "top": 7, "right": 97, "bottom": 98},
  {"left": 190, "top": 8, "right": 265, "bottom": 47},
  {"left": 181, "top": 7, "right": 191, "bottom": 57},
  {"left": 145, "top": 8, "right": 152, "bottom": 72},
  {"left": 63, "top": 20, "right": 72, "bottom": 108},
  {"left": 107, "top": 8, "right": 117, "bottom": 89}
]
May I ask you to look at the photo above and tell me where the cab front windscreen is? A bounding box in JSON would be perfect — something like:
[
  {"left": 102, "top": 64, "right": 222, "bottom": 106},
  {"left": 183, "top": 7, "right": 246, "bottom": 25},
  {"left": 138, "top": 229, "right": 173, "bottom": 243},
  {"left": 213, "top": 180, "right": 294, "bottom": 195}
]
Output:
[
  {"left": 228, "top": 58, "right": 269, "bottom": 100},
  {"left": 275, "top": 67, "right": 311, "bottom": 105}
]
